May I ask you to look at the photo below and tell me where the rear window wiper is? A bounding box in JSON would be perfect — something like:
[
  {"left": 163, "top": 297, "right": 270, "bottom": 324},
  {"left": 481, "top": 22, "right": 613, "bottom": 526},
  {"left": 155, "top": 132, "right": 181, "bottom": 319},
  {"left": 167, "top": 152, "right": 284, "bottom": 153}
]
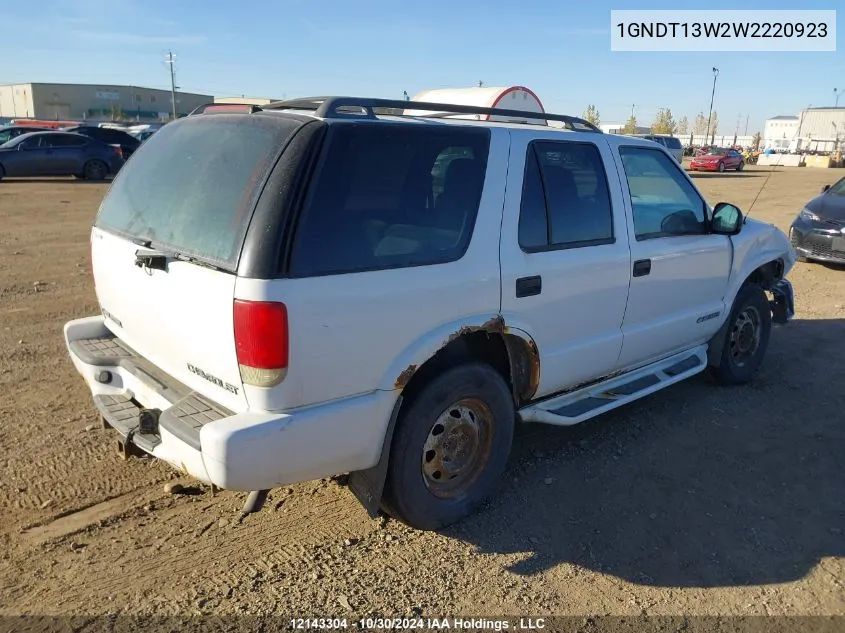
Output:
[{"left": 134, "top": 248, "right": 229, "bottom": 272}]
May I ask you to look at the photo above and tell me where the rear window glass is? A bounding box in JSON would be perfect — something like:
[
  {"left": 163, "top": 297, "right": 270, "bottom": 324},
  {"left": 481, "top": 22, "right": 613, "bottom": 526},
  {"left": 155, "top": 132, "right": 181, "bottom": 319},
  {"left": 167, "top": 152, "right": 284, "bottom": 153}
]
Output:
[
  {"left": 288, "top": 123, "right": 490, "bottom": 277},
  {"left": 96, "top": 116, "right": 300, "bottom": 268}
]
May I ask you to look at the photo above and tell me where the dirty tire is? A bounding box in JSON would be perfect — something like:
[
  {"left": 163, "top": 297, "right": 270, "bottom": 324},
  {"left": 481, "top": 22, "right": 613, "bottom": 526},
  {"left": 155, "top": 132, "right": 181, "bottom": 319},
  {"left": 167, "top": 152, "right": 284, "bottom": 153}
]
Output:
[
  {"left": 382, "top": 362, "right": 515, "bottom": 531},
  {"left": 83, "top": 160, "right": 108, "bottom": 181},
  {"left": 709, "top": 283, "right": 772, "bottom": 385}
]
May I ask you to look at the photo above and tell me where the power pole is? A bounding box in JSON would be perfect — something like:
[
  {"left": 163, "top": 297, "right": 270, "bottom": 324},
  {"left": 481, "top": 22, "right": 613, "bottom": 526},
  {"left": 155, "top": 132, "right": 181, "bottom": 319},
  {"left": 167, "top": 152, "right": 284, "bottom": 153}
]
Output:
[
  {"left": 630, "top": 103, "right": 636, "bottom": 118},
  {"left": 744, "top": 114, "right": 750, "bottom": 136},
  {"left": 166, "top": 51, "right": 178, "bottom": 120}
]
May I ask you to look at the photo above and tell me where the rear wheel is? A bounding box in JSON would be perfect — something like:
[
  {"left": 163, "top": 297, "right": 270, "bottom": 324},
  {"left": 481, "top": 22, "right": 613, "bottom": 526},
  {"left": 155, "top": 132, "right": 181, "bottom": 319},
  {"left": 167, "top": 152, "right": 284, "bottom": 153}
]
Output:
[
  {"left": 382, "top": 362, "right": 515, "bottom": 530},
  {"left": 737, "top": 161, "right": 745, "bottom": 171},
  {"left": 83, "top": 159, "right": 108, "bottom": 181},
  {"left": 0, "top": 164, "right": 5, "bottom": 181},
  {"left": 709, "top": 283, "right": 772, "bottom": 385}
]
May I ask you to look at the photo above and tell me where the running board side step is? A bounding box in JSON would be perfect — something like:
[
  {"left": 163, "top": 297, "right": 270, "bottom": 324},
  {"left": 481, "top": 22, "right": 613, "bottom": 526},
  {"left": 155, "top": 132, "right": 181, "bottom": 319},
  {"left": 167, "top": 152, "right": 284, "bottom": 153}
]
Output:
[{"left": 519, "top": 345, "right": 708, "bottom": 427}]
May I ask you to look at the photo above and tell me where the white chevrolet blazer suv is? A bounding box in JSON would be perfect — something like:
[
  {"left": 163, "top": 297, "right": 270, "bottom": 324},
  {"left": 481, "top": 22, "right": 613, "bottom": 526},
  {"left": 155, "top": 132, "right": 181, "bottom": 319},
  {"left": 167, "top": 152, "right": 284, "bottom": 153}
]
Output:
[{"left": 64, "top": 97, "right": 796, "bottom": 530}]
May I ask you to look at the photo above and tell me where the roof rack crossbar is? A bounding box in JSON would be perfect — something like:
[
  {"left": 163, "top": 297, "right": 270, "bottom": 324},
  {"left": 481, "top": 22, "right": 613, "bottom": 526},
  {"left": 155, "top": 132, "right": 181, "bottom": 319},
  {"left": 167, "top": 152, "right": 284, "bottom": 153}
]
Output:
[{"left": 264, "top": 96, "right": 602, "bottom": 132}]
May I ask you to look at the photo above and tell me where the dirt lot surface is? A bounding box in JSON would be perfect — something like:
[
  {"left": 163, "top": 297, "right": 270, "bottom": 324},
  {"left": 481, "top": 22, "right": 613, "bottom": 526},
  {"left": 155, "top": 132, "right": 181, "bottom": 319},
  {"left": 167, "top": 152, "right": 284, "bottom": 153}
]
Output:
[{"left": 1, "top": 165, "right": 844, "bottom": 619}]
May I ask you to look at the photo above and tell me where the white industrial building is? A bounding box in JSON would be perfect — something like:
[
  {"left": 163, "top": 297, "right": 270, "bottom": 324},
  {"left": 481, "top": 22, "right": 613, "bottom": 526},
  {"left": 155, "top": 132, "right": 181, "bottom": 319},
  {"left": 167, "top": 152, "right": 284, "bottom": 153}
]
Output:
[
  {"left": 763, "top": 115, "right": 799, "bottom": 150},
  {"left": 600, "top": 123, "right": 650, "bottom": 135},
  {"left": 764, "top": 108, "right": 845, "bottom": 152}
]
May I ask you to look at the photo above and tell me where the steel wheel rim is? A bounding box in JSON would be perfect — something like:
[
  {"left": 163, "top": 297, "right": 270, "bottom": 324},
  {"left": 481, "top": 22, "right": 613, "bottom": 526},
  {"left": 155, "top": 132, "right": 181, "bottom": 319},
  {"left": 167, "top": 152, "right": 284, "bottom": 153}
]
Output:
[
  {"left": 87, "top": 162, "right": 105, "bottom": 179},
  {"left": 421, "top": 397, "right": 494, "bottom": 499},
  {"left": 729, "top": 306, "right": 761, "bottom": 366}
]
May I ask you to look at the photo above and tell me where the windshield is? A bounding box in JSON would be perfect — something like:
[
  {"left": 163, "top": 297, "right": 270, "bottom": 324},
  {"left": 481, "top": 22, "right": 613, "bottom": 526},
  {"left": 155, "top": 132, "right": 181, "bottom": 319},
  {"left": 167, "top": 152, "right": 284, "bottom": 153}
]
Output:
[
  {"left": 95, "top": 115, "right": 302, "bottom": 269},
  {"left": 0, "top": 133, "right": 33, "bottom": 149},
  {"left": 707, "top": 148, "right": 727, "bottom": 156},
  {"left": 828, "top": 178, "right": 845, "bottom": 196}
]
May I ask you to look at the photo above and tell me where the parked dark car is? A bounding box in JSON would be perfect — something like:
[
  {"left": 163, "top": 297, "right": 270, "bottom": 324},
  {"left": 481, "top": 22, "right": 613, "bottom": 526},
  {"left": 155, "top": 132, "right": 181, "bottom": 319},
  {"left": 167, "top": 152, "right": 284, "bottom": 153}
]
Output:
[
  {"left": 789, "top": 177, "right": 845, "bottom": 265},
  {"left": 0, "top": 125, "right": 52, "bottom": 144},
  {"left": 0, "top": 131, "right": 124, "bottom": 181},
  {"left": 63, "top": 125, "right": 141, "bottom": 158}
]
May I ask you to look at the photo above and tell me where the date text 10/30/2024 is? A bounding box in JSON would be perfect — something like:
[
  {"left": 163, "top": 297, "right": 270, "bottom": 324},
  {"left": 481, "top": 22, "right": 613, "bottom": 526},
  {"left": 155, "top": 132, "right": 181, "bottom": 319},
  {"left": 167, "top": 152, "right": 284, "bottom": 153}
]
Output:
[{"left": 289, "top": 618, "right": 547, "bottom": 630}]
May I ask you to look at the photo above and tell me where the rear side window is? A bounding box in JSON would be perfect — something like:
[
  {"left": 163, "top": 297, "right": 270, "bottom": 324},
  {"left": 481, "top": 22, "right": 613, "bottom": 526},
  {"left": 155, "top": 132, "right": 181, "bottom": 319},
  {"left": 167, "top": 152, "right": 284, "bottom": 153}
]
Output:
[
  {"left": 96, "top": 116, "right": 302, "bottom": 268},
  {"left": 48, "top": 134, "right": 87, "bottom": 147},
  {"left": 518, "top": 140, "right": 614, "bottom": 251},
  {"left": 663, "top": 136, "right": 682, "bottom": 149},
  {"left": 288, "top": 123, "right": 490, "bottom": 277}
]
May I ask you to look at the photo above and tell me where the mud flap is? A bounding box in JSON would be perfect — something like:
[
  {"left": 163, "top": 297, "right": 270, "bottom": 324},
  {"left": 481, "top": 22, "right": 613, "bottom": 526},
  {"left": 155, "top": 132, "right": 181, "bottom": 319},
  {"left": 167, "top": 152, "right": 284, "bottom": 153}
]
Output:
[
  {"left": 706, "top": 315, "right": 731, "bottom": 368},
  {"left": 770, "top": 279, "right": 795, "bottom": 325},
  {"left": 347, "top": 395, "right": 403, "bottom": 518}
]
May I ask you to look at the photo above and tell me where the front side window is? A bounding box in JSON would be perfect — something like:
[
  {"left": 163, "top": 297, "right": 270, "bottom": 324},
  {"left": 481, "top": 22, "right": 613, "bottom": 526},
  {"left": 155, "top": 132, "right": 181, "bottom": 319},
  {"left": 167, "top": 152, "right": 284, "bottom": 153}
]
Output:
[
  {"left": 619, "top": 146, "right": 707, "bottom": 240},
  {"left": 19, "top": 135, "right": 44, "bottom": 150},
  {"left": 518, "top": 140, "right": 614, "bottom": 251},
  {"left": 288, "top": 123, "right": 490, "bottom": 277}
]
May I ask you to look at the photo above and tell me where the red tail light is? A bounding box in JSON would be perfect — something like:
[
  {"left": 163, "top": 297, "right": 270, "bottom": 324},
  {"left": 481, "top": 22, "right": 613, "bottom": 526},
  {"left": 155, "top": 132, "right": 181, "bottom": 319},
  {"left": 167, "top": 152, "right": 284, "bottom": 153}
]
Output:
[{"left": 233, "top": 299, "right": 288, "bottom": 387}]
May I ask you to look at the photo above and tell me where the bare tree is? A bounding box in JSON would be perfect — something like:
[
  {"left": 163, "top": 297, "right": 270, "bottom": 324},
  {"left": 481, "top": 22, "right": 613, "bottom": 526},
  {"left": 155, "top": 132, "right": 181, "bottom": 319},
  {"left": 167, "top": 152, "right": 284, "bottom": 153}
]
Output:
[
  {"left": 693, "top": 113, "right": 708, "bottom": 135},
  {"left": 709, "top": 111, "right": 719, "bottom": 137},
  {"left": 677, "top": 116, "right": 689, "bottom": 135}
]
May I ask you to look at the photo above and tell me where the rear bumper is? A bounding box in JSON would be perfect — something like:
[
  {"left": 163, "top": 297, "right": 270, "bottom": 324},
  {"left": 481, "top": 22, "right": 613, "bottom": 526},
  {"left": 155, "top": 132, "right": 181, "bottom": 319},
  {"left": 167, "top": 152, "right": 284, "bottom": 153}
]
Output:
[{"left": 64, "top": 316, "right": 397, "bottom": 491}]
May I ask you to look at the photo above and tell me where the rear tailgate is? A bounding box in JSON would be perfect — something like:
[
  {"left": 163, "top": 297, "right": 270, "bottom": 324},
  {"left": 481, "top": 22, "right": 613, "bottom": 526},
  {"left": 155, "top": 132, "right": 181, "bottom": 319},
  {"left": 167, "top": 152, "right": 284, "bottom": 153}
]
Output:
[
  {"left": 92, "top": 227, "right": 245, "bottom": 410},
  {"left": 91, "top": 113, "right": 304, "bottom": 412}
]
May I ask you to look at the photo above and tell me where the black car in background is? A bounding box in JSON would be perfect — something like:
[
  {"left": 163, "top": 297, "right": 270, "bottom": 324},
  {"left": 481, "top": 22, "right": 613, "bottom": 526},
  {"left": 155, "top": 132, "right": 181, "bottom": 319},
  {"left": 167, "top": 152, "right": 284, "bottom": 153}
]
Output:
[
  {"left": 0, "top": 131, "right": 124, "bottom": 181},
  {"left": 789, "top": 177, "right": 845, "bottom": 265},
  {"left": 63, "top": 125, "right": 141, "bottom": 159},
  {"left": 0, "top": 125, "right": 52, "bottom": 144}
]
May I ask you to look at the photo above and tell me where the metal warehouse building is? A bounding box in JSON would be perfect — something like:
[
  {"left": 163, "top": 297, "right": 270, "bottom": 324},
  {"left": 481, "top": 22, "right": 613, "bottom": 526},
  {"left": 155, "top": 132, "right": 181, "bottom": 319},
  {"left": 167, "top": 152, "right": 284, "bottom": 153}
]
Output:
[
  {"left": 0, "top": 83, "right": 213, "bottom": 122},
  {"left": 795, "top": 107, "right": 845, "bottom": 152}
]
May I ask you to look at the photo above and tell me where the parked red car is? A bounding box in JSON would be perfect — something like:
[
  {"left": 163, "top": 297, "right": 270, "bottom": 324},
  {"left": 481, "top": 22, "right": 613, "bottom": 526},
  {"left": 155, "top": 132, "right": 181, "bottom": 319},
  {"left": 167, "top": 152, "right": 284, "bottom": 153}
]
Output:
[{"left": 689, "top": 147, "right": 745, "bottom": 172}]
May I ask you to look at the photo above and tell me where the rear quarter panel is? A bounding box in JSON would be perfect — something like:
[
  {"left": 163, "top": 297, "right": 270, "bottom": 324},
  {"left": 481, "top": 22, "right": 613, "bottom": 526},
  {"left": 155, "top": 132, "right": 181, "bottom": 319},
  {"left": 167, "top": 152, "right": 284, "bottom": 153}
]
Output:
[{"left": 235, "top": 127, "right": 511, "bottom": 412}]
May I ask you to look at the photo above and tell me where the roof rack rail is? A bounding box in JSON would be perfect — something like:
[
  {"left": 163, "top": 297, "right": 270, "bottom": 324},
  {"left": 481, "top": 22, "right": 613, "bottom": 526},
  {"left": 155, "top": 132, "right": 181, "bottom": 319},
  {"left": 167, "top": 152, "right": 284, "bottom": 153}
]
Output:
[
  {"left": 263, "top": 96, "right": 601, "bottom": 132},
  {"left": 189, "top": 103, "right": 264, "bottom": 115}
]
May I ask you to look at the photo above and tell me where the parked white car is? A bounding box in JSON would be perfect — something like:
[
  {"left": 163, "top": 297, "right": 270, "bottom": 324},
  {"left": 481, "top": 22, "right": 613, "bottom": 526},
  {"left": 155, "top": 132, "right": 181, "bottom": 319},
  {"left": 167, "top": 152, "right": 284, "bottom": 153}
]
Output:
[{"left": 64, "top": 97, "right": 795, "bottom": 530}]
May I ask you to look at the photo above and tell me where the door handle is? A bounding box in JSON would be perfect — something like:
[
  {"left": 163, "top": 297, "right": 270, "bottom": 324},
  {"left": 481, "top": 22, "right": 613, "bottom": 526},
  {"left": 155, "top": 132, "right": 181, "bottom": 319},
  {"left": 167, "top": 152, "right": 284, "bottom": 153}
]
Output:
[
  {"left": 633, "top": 259, "right": 651, "bottom": 277},
  {"left": 516, "top": 275, "right": 542, "bottom": 298}
]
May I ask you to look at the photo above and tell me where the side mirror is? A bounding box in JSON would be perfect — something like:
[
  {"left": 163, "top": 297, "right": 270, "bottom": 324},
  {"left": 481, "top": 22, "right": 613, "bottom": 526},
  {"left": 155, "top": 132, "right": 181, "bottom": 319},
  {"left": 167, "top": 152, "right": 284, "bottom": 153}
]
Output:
[
  {"left": 712, "top": 202, "right": 743, "bottom": 235},
  {"left": 822, "top": 184, "right": 831, "bottom": 193}
]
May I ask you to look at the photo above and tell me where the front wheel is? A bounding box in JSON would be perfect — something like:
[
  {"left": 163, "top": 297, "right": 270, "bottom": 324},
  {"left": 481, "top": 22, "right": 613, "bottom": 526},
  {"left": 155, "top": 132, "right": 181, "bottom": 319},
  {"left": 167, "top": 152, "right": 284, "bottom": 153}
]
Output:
[
  {"left": 709, "top": 283, "right": 772, "bottom": 385},
  {"left": 382, "top": 362, "right": 515, "bottom": 530},
  {"left": 718, "top": 161, "right": 726, "bottom": 172}
]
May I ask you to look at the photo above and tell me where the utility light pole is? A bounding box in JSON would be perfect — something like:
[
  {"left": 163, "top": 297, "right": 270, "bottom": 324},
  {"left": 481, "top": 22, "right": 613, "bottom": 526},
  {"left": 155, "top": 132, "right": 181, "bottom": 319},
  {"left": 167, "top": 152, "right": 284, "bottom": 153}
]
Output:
[
  {"left": 165, "top": 51, "right": 178, "bottom": 120},
  {"left": 706, "top": 67, "right": 719, "bottom": 145},
  {"left": 835, "top": 88, "right": 843, "bottom": 108}
]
